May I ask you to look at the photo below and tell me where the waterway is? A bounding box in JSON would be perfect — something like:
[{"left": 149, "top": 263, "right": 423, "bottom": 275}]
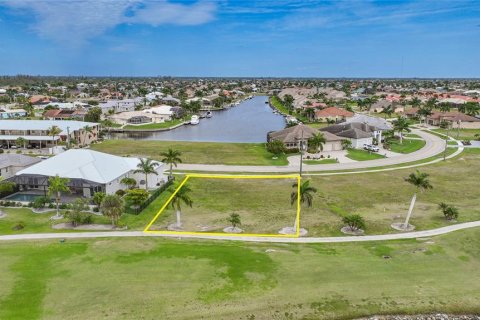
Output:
[{"left": 107, "top": 96, "right": 286, "bottom": 143}]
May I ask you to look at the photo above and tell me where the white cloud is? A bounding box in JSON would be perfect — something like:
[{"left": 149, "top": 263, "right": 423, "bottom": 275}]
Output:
[{"left": 0, "top": 0, "right": 216, "bottom": 46}]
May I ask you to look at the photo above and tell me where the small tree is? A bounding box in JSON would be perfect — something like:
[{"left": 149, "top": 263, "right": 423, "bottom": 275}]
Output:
[
  {"left": 160, "top": 148, "right": 182, "bottom": 179},
  {"left": 342, "top": 214, "right": 366, "bottom": 231},
  {"left": 124, "top": 188, "right": 149, "bottom": 213},
  {"left": 266, "top": 140, "right": 286, "bottom": 156},
  {"left": 401, "top": 170, "right": 433, "bottom": 229},
  {"left": 341, "top": 139, "right": 352, "bottom": 150},
  {"left": 92, "top": 191, "right": 106, "bottom": 210},
  {"left": 392, "top": 116, "right": 411, "bottom": 144},
  {"left": 227, "top": 213, "right": 241, "bottom": 229},
  {"left": 308, "top": 133, "right": 326, "bottom": 154},
  {"left": 120, "top": 177, "right": 137, "bottom": 189},
  {"left": 65, "top": 198, "right": 89, "bottom": 227},
  {"left": 438, "top": 202, "right": 459, "bottom": 221},
  {"left": 48, "top": 175, "right": 70, "bottom": 219},
  {"left": 134, "top": 158, "right": 159, "bottom": 190},
  {"left": 100, "top": 194, "right": 124, "bottom": 226},
  {"left": 15, "top": 137, "right": 26, "bottom": 148}
]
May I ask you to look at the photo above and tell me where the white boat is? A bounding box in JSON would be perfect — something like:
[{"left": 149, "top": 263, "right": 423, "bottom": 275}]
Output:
[
  {"left": 205, "top": 111, "right": 213, "bottom": 118},
  {"left": 190, "top": 115, "right": 200, "bottom": 125}
]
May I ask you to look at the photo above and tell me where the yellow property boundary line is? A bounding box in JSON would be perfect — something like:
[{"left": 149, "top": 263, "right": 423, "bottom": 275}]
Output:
[{"left": 144, "top": 174, "right": 301, "bottom": 238}]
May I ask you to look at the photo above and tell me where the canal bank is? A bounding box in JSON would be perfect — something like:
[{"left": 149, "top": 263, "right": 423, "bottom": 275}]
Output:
[{"left": 107, "top": 96, "right": 286, "bottom": 143}]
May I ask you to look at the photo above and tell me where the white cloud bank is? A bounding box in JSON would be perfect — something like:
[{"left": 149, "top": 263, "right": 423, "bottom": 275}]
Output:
[{"left": 1, "top": 0, "right": 216, "bottom": 45}]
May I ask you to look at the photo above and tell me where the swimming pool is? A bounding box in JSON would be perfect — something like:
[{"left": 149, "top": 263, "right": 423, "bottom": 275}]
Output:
[{"left": 3, "top": 193, "right": 45, "bottom": 202}]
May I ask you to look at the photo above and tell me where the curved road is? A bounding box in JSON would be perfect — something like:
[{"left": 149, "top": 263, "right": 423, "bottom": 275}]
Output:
[
  {"left": 176, "top": 129, "right": 447, "bottom": 173},
  {"left": 1, "top": 221, "right": 479, "bottom": 243}
]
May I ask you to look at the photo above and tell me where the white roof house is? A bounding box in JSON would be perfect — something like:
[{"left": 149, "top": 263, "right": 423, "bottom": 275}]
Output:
[
  {"left": 345, "top": 114, "right": 392, "bottom": 131},
  {"left": 15, "top": 149, "right": 166, "bottom": 195},
  {"left": 17, "top": 149, "right": 160, "bottom": 184},
  {"left": 0, "top": 120, "right": 99, "bottom": 135}
]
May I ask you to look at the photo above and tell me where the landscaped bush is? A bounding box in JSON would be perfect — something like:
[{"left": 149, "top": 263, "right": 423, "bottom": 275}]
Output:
[
  {"left": 115, "top": 189, "right": 126, "bottom": 197},
  {"left": 59, "top": 203, "right": 68, "bottom": 209},
  {"left": 48, "top": 203, "right": 55, "bottom": 209},
  {"left": 32, "top": 197, "right": 49, "bottom": 209},
  {"left": 12, "top": 221, "right": 25, "bottom": 230},
  {"left": 82, "top": 214, "right": 93, "bottom": 224}
]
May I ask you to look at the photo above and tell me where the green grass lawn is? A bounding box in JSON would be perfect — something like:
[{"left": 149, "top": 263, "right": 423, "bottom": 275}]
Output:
[
  {"left": 150, "top": 177, "right": 297, "bottom": 234},
  {"left": 346, "top": 148, "right": 386, "bottom": 161},
  {"left": 404, "top": 133, "right": 422, "bottom": 138},
  {"left": 306, "top": 122, "right": 330, "bottom": 129},
  {"left": 1, "top": 230, "right": 479, "bottom": 319},
  {"left": 123, "top": 119, "right": 184, "bottom": 130},
  {"left": 0, "top": 208, "right": 111, "bottom": 235},
  {"left": 303, "top": 158, "right": 337, "bottom": 165},
  {"left": 433, "top": 128, "right": 480, "bottom": 141},
  {"left": 91, "top": 140, "right": 289, "bottom": 165},
  {"left": 388, "top": 139, "right": 426, "bottom": 154}
]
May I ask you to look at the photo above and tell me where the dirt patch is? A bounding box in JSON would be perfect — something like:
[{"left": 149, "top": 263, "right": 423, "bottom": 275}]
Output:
[
  {"left": 341, "top": 226, "right": 365, "bottom": 236},
  {"left": 223, "top": 226, "right": 243, "bottom": 233}
]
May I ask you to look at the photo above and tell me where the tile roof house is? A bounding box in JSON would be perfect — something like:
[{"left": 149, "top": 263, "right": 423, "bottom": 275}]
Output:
[
  {"left": 427, "top": 111, "right": 480, "bottom": 129},
  {"left": 314, "top": 107, "right": 354, "bottom": 122},
  {"left": 267, "top": 124, "right": 345, "bottom": 151},
  {"left": 321, "top": 122, "right": 383, "bottom": 148}
]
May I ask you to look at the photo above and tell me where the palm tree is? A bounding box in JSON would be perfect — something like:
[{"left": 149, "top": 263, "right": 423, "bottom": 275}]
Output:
[
  {"left": 410, "top": 97, "right": 422, "bottom": 109},
  {"left": 81, "top": 125, "right": 93, "bottom": 146},
  {"left": 308, "top": 133, "right": 326, "bottom": 154},
  {"left": 392, "top": 116, "right": 411, "bottom": 144},
  {"left": 100, "top": 194, "right": 125, "bottom": 226},
  {"left": 160, "top": 148, "right": 182, "bottom": 179},
  {"left": 304, "top": 108, "right": 316, "bottom": 122},
  {"left": 289, "top": 180, "right": 317, "bottom": 232},
  {"left": 438, "top": 102, "right": 451, "bottom": 113},
  {"left": 169, "top": 184, "right": 193, "bottom": 228},
  {"left": 47, "top": 125, "right": 61, "bottom": 146},
  {"left": 383, "top": 105, "right": 394, "bottom": 119},
  {"left": 401, "top": 170, "right": 433, "bottom": 229},
  {"left": 48, "top": 175, "right": 70, "bottom": 219},
  {"left": 134, "top": 158, "right": 159, "bottom": 190}
]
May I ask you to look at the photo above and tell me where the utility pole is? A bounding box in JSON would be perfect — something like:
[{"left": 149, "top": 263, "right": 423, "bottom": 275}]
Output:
[
  {"left": 299, "top": 130, "right": 305, "bottom": 176},
  {"left": 443, "top": 124, "right": 449, "bottom": 161},
  {"left": 66, "top": 126, "right": 70, "bottom": 149}
]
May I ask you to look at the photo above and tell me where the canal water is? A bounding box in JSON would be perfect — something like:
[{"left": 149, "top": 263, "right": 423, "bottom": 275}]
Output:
[{"left": 108, "top": 96, "right": 286, "bottom": 143}]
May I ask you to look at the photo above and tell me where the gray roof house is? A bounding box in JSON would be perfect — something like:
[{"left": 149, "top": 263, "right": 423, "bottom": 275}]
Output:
[
  {"left": 345, "top": 114, "right": 392, "bottom": 131},
  {"left": 267, "top": 124, "right": 344, "bottom": 151},
  {"left": 0, "top": 154, "right": 41, "bottom": 179}
]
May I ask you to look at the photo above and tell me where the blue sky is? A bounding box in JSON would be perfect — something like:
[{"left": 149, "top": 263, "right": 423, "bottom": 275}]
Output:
[{"left": 0, "top": 0, "right": 479, "bottom": 77}]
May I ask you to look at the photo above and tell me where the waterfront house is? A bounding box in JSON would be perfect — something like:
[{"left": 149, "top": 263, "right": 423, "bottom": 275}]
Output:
[
  {"left": 12, "top": 149, "right": 166, "bottom": 198},
  {"left": 321, "top": 122, "right": 382, "bottom": 148},
  {"left": 0, "top": 108, "right": 27, "bottom": 119},
  {"left": 267, "top": 124, "right": 345, "bottom": 151},
  {"left": 0, "top": 120, "right": 99, "bottom": 149},
  {"left": 314, "top": 107, "right": 353, "bottom": 122}
]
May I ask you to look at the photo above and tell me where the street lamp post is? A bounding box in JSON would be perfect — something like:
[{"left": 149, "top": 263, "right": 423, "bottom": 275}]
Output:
[{"left": 299, "top": 131, "right": 307, "bottom": 177}]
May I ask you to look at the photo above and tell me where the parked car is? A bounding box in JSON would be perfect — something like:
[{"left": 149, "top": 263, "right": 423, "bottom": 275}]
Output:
[{"left": 363, "top": 144, "right": 379, "bottom": 152}]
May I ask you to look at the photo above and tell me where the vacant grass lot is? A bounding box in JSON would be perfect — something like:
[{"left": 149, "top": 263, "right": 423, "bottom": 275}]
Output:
[
  {"left": 346, "top": 148, "right": 386, "bottom": 161},
  {"left": 1, "top": 230, "right": 479, "bottom": 319},
  {"left": 150, "top": 177, "right": 297, "bottom": 234},
  {"left": 91, "top": 140, "right": 289, "bottom": 165},
  {"left": 388, "top": 139, "right": 426, "bottom": 154}
]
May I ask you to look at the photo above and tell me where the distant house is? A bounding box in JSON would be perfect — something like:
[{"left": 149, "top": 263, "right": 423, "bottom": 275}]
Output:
[
  {"left": 0, "top": 120, "right": 99, "bottom": 149},
  {"left": 12, "top": 149, "right": 167, "bottom": 197},
  {"left": 346, "top": 114, "right": 392, "bottom": 131},
  {"left": 314, "top": 107, "right": 353, "bottom": 122},
  {"left": 427, "top": 111, "right": 480, "bottom": 129},
  {"left": 99, "top": 98, "right": 143, "bottom": 114},
  {"left": 43, "top": 109, "right": 86, "bottom": 121},
  {"left": 0, "top": 154, "right": 41, "bottom": 179},
  {"left": 370, "top": 100, "right": 392, "bottom": 113},
  {"left": 0, "top": 108, "right": 27, "bottom": 119},
  {"left": 267, "top": 124, "right": 345, "bottom": 151},
  {"left": 109, "top": 105, "right": 180, "bottom": 125},
  {"left": 321, "top": 122, "right": 382, "bottom": 148}
]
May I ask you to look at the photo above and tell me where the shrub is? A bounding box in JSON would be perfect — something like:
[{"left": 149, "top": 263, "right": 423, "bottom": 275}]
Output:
[
  {"left": 48, "top": 203, "right": 55, "bottom": 209},
  {"left": 32, "top": 197, "right": 48, "bottom": 209},
  {"left": 266, "top": 140, "right": 286, "bottom": 156},
  {"left": 12, "top": 221, "right": 25, "bottom": 230},
  {"left": 81, "top": 214, "right": 93, "bottom": 224},
  {"left": 59, "top": 203, "right": 68, "bottom": 209},
  {"left": 115, "top": 189, "right": 126, "bottom": 197},
  {"left": 342, "top": 214, "right": 366, "bottom": 231},
  {"left": 438, "top": 202, "right": 459, "bottom": 221}
]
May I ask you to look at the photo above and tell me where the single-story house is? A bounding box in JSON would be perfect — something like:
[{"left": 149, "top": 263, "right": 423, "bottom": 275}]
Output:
[
  {"left": 321, "top": 122, "right": 382, "bottom": 148},
  {"left": 0, "top": 120, "right": 99, "bottom": 149},
  {"left": 44, "top": 109, "right": 87, "bottom": 121},
  {"left": 267, "top": 124, "right": 345, "bottom": 151},
  {"left": 370, "top": 100, "right": 392, "bottom": 113},
  {"left": 427, "top": 111, "right": 480, "bottom": 129},
  {"left": 12, "top": 149, "right": 166, "bottom": 198},
  {"left": 314, "top": 107, "right": 354, "bottom": 122},
  {"left": 0, "top": 154, "right": 41, "bottom": 179}
]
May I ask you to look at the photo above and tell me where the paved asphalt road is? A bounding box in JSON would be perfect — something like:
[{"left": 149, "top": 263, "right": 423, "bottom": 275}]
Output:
[{"left": 176, "top": 129, "right": 448, "bottom": 173}]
